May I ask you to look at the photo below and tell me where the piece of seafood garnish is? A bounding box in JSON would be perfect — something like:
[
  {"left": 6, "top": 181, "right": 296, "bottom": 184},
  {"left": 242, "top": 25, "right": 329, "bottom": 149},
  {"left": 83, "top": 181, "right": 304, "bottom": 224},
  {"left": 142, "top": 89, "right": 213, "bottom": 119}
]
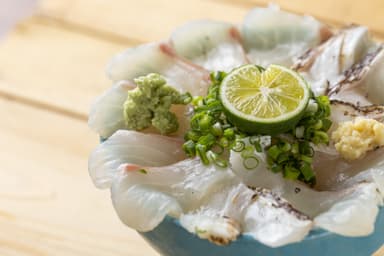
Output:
[
  {"left": 170, "top": 20, "right": 248, "bottom": 72},
  {"left": 106, "top": 42, "right": 210, "bottom": 96},
  {"left": 314, "top": 183, "right": 381, "bottom": 236},
  {"left": 88, "top": 80, "right": 136, "bottom": 138},
  {"left": 88, "top": 130, "right": 186, "bottom": 189},
  {"left": 241, "top": 4, "right": 331, "bottom": 67},
  {"left": 180, "top": 184, "right": 312, "bottom": 247},
  {"left": 328, "top": 45, "right": 384, "bottom": 106},
  {"left": 110, "top": 158, "right": 237, "bottom": 232}
]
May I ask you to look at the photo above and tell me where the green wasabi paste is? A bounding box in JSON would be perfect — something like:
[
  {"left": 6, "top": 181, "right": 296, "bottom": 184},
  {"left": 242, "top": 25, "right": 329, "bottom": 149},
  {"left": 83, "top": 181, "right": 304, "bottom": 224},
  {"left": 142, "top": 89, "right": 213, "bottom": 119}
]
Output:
[{"left": 123, "top": 73, "right": 191, "bottom": 134}]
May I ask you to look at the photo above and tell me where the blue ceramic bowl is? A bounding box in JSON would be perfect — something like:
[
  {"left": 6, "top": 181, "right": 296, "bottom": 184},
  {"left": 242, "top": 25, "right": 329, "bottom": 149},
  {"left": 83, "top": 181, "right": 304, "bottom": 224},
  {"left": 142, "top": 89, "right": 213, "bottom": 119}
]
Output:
[{"left": 140, "top": 207, "right": 384, "bottom": 256}]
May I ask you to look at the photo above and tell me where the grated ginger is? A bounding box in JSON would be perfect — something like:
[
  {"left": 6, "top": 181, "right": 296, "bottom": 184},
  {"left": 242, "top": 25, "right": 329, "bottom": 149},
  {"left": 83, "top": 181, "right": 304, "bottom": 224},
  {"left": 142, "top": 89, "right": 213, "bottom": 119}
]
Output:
[{"left": 331, "top": 117, "right": 384, "bottom": 160}]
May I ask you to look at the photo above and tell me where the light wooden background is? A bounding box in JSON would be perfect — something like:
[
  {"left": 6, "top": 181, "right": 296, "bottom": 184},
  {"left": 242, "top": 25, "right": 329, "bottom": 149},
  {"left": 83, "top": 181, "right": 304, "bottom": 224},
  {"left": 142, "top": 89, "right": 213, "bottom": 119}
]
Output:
[{"left": 0, "top": 0, "right": 383, "bottom": 255}]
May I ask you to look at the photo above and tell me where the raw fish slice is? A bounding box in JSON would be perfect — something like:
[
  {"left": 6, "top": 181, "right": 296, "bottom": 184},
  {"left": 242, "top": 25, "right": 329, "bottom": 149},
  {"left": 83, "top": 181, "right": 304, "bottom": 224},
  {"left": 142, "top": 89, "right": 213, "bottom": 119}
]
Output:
[
  {"left": 88, "top": 81, "right": 135, "bottom": 139},
  {"left": 242, "top": 4, "right": 331, "bottom": 67},
  {"left": 107, "top": 42, "right": 210, "bottom": 96},
  {"left": 88, "top": 130, "right": 185, "bottom": 189},
  {"left": 336, "top": 167, "right": 384, "bottom": 198},
  {"left": 112, "top": 183, "right": 183, "bottom": 232},
  {"left": 313, "top": 147, "right": 384, "bottom": 190},
  {"left": 180, "top": 184, "right": 312, "bottom": 247},
  {"left": 294, "top": 26, "right": 374, "bottom": 96},
  {"left": 109, "top": 158, "right": 237, "bottom": 232},
  {"left": 328, "top": 100, "right": 384, "bottom": 134},
  {"left": 314, "top": 183, "right": 381, "bottom": 236},
  {"left": 328, "top": 45, "right": 384, "bottom": 106},
  {"left": 243, "top": 187, "right": 312, "bottom": 247},
  {"left": 170, "top": 20, "right": 248, "bottom": 72}
]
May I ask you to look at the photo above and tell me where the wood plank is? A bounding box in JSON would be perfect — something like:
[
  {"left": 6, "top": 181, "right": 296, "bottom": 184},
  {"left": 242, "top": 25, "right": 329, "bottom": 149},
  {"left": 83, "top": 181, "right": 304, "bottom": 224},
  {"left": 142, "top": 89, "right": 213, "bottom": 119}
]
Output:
[
  {"left": 37, "top": 0, "right": 384, "bottom": 41},
  {"left": 0, "top": 18, "right": 128, "bottom": 118},
  {"left": 0, "top": 98, "right": 158, "bottom": 256},
  {"left": 37, "top": 0, "right": 248, "bottom": 42}
]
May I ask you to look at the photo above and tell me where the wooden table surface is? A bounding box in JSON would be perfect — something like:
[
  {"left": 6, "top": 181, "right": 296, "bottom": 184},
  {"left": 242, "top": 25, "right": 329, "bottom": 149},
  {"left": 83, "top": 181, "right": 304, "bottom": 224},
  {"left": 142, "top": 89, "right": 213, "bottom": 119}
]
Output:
[{"left": 0, "top": 0, "right": 383, "bottom": 255}]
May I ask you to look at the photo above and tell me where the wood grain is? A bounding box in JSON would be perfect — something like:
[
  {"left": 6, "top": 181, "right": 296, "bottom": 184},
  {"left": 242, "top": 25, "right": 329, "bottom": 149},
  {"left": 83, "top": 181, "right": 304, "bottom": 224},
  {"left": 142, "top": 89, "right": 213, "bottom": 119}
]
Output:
[
  {"left": 37, "top": 0, "right": 248, "bottom": 42},
  {"left": 36, "top": 0, "right": 384, "bottom": 42},
  {"left": 0, "top": 18, "right": 126, "bottom": 117},
  {"left": 0, "top": 97, "right": 158, "bottom": 256}
]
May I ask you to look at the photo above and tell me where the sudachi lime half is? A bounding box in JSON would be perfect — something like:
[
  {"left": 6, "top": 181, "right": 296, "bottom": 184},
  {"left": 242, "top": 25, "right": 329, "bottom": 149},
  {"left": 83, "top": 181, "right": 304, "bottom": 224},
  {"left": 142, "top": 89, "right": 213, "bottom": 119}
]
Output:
[{"left": 219, "top": 64, "right": 310, "bottom": 135}]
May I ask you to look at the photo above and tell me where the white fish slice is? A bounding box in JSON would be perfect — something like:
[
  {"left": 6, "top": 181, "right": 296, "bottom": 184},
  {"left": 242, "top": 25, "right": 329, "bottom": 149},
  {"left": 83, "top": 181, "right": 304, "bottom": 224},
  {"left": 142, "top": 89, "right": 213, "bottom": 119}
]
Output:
[
  {"left": 242, "top": 4, "right": 331, "bottom": 67},
  {"left": 88, "top": 81, "right": 135, "bottom": 138},
  {"left": 329, "top": 45, "right": 384, "bottom": 106},
  {"left": 314, "top": 183, "right": 381, "bottom": 236},
  {"left": 180, "top": 184, "right": 312, "bottom": 247},
  {"left": 170, "top": 20, "right": 248, "bottom": 72},
  {"left": 88, "top": 130, "right": 185, "bottom": 189},
  {"left": 110, "top": 158, "right": 237, "bottom": 232},
  {"left": 107, "top": 42, "right": 210, "bottom": 96},
  {"left": 243, "top": 187, "right": 312, "bottom": 247},
  {"left": 295, "top": 26, "right": 374, "bottom": 96}
]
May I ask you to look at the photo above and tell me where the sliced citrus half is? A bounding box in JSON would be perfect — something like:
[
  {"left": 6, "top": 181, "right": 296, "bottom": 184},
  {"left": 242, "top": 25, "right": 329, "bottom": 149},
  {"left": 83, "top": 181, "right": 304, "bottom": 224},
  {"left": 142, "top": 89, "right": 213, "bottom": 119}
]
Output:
[{"left": 220, "top": 64, "right": 310, "bottom": 135}]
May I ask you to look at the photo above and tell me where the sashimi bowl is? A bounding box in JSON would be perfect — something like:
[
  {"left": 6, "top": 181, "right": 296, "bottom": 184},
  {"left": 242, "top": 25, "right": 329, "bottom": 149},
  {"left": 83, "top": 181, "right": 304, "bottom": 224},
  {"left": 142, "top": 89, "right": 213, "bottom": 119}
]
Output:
[{"left": 88, "top": 4, "right": 384, "bottom": 256}]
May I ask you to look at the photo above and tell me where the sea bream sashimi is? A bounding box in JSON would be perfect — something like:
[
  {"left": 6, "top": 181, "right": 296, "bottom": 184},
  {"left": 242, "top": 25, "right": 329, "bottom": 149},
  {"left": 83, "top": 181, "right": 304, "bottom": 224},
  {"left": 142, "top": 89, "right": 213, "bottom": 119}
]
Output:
[
  {"left": 170, "top": 20, "right": 248, "bottom": 72},
  {"left": 241, "top": 4, "right": 332, "bottom": 67}
]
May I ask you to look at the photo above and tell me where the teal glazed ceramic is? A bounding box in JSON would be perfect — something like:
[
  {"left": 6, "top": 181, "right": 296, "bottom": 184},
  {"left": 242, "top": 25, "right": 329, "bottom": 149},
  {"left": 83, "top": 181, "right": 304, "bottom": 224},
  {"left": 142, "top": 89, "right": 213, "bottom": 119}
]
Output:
[{"left": 139, "top": 207, "right": 384, "bottom": 256}]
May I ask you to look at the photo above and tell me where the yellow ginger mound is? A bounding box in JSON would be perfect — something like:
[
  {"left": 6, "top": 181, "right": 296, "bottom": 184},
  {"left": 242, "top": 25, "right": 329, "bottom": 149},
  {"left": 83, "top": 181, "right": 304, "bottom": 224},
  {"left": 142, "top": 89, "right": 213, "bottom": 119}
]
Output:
[{"left": 331, "top": 117, "right": 384, "bottom": 160}]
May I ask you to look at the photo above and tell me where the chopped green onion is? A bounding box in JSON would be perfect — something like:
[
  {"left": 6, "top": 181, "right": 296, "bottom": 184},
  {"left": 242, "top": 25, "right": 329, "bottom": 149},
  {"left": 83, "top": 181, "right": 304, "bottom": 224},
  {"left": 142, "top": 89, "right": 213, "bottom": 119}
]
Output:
[
  {"left": 300, "top": 155, "right": 313, "bottom": 163},
  {"left": 179, "top": 92, "right": 192, "bottom": 104},
  {"left": 192, "top": 96, "right": 204, "bottom": 107},
  {"left": 300, "top": 162, "right": 315, "bottom": 181},
  {"left": 250, "top": 136, "right": 262, "bottom": 152},
  {"left": 198, "top": 134, "right": 216, "bottom": 148},
  {"left": 313, "top": 131, "right": 329, "bottom": 144},
  {"left": 243, "top": 156, "right": 259, "bottom": 170},
  {"left": 277, "top": 153, "right": 289, "bottom": 164},
  {"left": 182, "top": 140, "right": 196, "bottom": 157},
  {"left": 267, "top": 145, "right": 281, "bottom": 161},
  {"left": 270, "top": 164, "right": 282, "bottom": 173},
  {"left": 199, "top": 115, "right": 213, "bottom": 131},
  {"left": 284, "top": 166, "right": 300, "bottom": 180},
  {"left": 241, "top": 146, "right": 255, "bottom": 158},
  {"left": 281, "top": 142, "right": 291, "bottom": 152},
  {"left": 219, "top": 137, "right": 230, "bottom": 148},
  {"left": 322, "top": 119, "right": 332, "bottom": 131},
  {"left": 196, "top": 144, "right": 209, "bottom": 165},
  {"left": 184, "top": 130, "right": 201, "bottom": 142},
  {"left": 211, "top": 122, "right": 223, "bottom": 136},
  {"left": 223, "top": 128, "right": 235, "bottom": 139},
  {"left": 295, "top": 126, "right": 305, "bottom": 138},
  {"left": 139, "top": 169, "right": 148, "bottom": 174},
  {"left": 232, "top": 140, "right": 245, "bottom": 152}
]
